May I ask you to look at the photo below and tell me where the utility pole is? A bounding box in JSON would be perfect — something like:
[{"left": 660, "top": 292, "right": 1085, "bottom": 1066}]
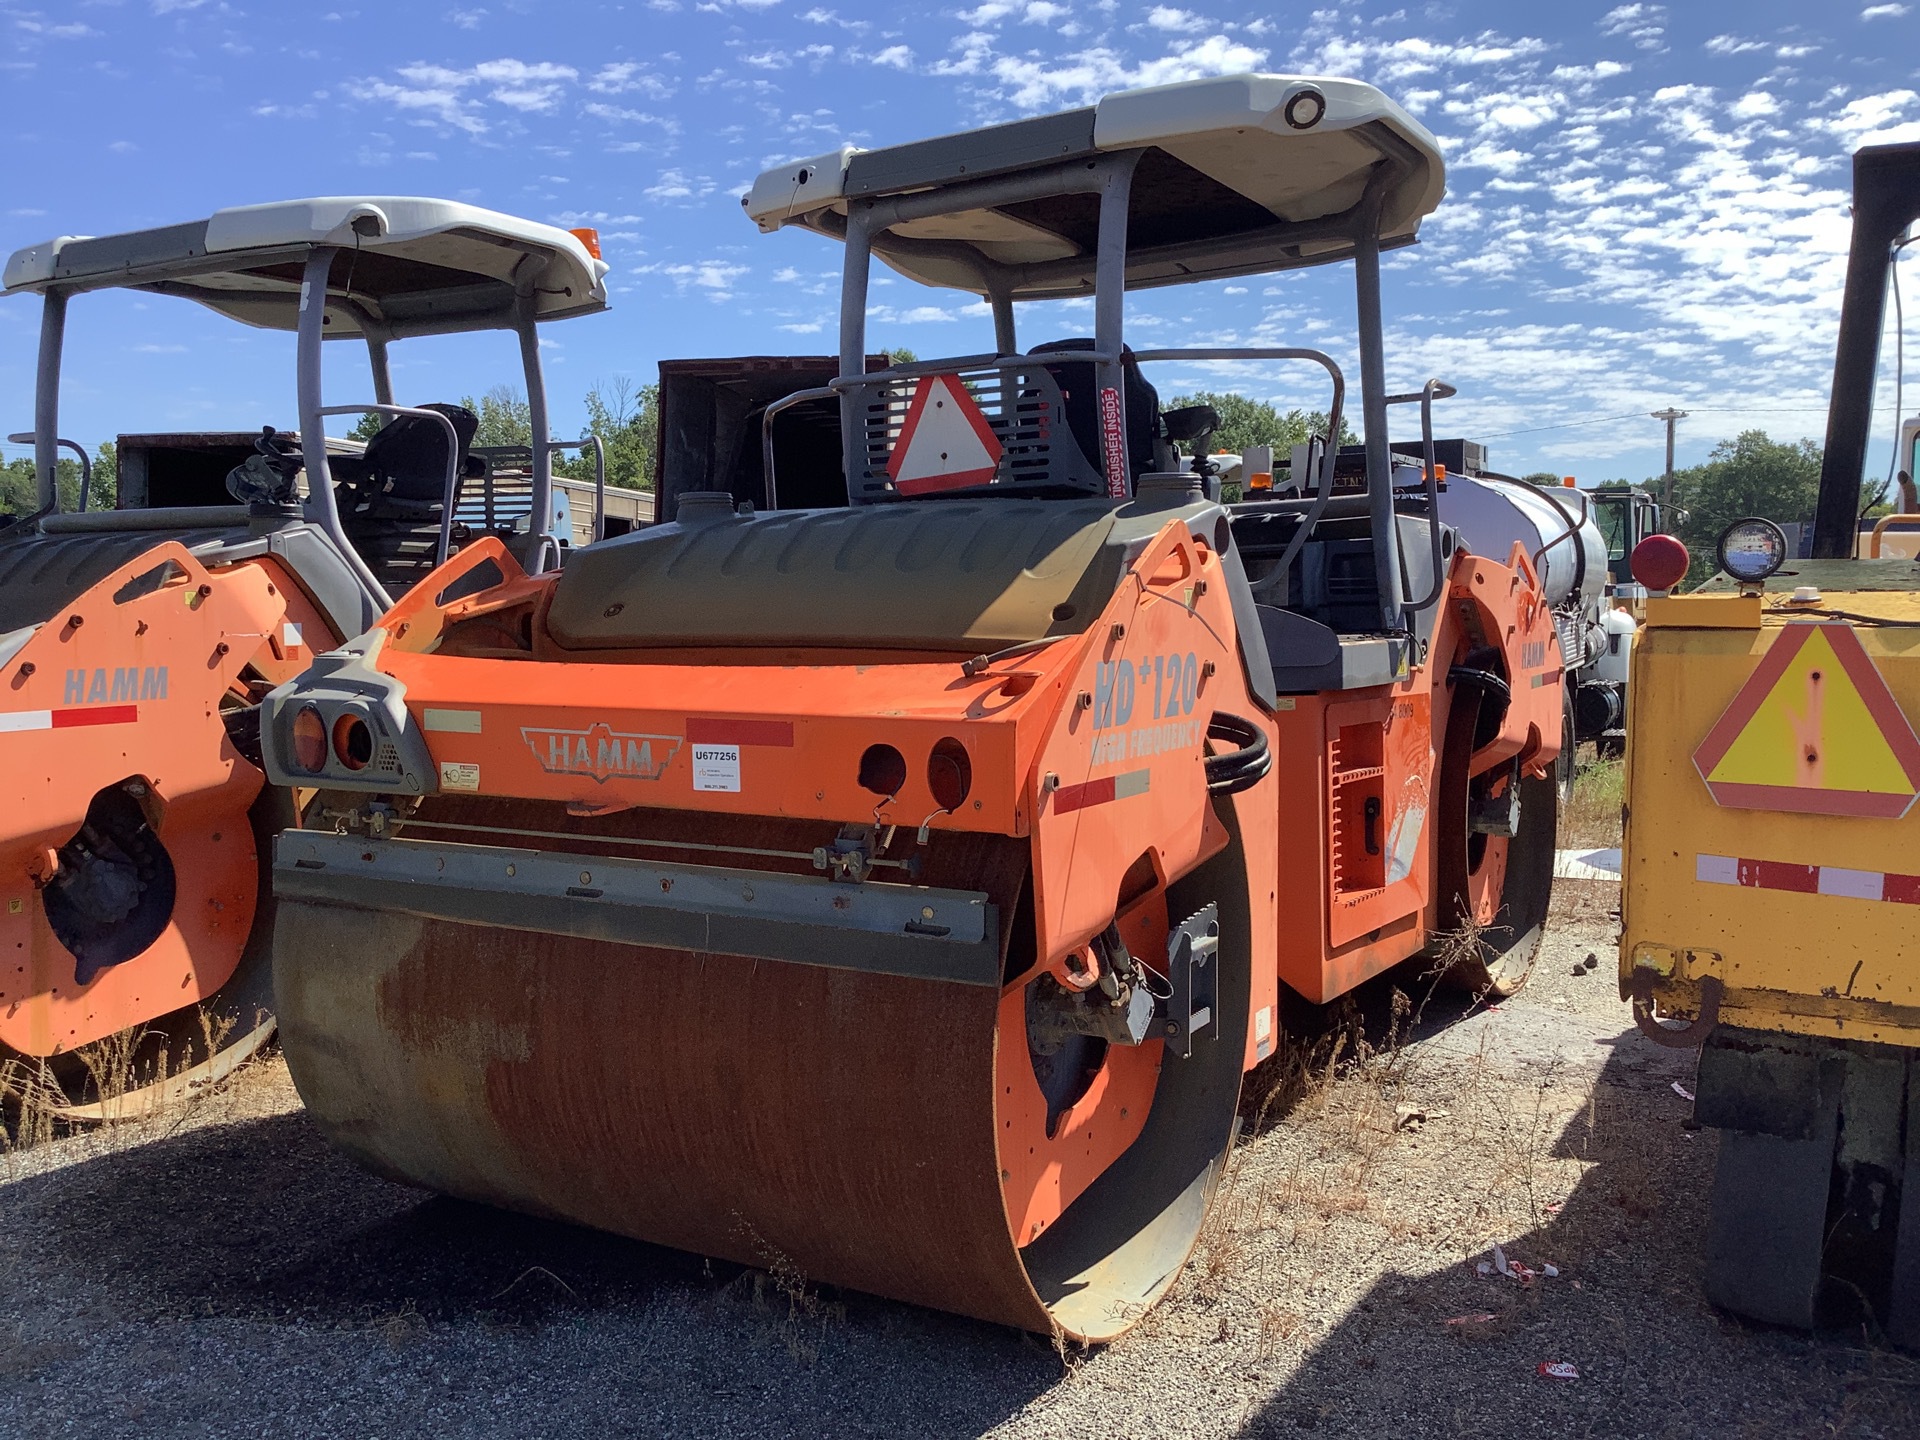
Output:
[{"left": 1650, "top": 407, "right": 1688, "bottom": 516}]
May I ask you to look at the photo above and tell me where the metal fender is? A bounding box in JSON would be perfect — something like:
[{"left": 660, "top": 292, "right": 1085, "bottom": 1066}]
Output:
[
  {"left": 1027, "top": 517, "right": 1251, "bottom": 971},
  {"left": 0, "top": 542, "right": 285, "bottom": 1055}
]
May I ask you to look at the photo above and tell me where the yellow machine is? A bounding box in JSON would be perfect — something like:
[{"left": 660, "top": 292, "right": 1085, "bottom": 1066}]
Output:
[{"left": 1621, "top": 141, "right": 1920, "bottom": 1343}]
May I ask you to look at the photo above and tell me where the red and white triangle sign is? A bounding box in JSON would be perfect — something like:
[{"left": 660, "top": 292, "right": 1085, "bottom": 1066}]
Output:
[{"left": 886, "top": 374, "right": 1002, "bottom": 495}]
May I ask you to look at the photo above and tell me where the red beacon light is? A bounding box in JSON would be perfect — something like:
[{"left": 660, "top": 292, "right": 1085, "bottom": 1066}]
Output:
[{"left": 1630, "top": 534, "right": 1690, "bottom": 593}]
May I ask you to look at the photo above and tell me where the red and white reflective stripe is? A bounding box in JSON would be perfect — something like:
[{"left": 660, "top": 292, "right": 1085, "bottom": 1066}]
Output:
[
  {"left": 1054, "top": 767, "right": 1150, "bottom": 815},
  {"left": 0, "top": 704, "right": 139, "bottom": 733},
  {"left": 1697, "top": 853, "right": 1920, "bottom": 905},
  {"left": 686, "top": 717, "right": 795, "bottom": 747}
]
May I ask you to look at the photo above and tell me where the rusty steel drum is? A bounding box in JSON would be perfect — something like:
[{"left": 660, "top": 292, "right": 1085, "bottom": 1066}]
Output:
[{"left": 272, "top": 801, "right": 1248, "bottom": 1340}]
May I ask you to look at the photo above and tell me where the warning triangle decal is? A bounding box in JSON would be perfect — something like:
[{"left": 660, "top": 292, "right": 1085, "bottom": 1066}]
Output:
[
  {"left": 886, "top": 374, "right": 1002, "bottom": 495},
  {"left": 1692, "top": 621, "right": 1920, "bottom": 818}
]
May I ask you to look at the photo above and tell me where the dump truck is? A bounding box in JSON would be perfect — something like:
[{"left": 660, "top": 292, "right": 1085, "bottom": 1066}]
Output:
[
  {"left": 259, "top": 74, "right": 1567, "bottom": 1340},
  {"left": 1621, "top": 140, "right": 1920, "bottom": 1345},
  {"left": 0, "top": 198, "right": 607, "bottom": 1111}
]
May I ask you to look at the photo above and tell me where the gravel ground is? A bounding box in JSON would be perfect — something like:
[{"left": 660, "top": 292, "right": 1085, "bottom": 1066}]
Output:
[{"left": 1, "top": 880, "right": 1915, "bottom": 1439}]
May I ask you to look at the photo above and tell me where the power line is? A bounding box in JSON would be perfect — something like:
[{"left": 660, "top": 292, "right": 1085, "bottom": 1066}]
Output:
[{"left": 1476, "top": 406, "right": 1830, "bottom": 440}]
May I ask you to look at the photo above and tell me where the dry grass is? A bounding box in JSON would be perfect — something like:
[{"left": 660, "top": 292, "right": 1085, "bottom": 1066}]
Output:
[
  {"left": 1560, "top": 755, "right": 1624, "bottom": 850},
  {"left": 1169, "top": 926, "right": 1612, "bottom": 1377},
  {"left": 0, "top": 1006, "right": 248, "bottom": 1170},
  {"left": 727, "top": 1216, "right": 847, "bottom": 1364}
]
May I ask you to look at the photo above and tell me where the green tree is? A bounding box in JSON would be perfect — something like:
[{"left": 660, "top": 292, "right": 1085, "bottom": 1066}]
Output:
[
  {"left": 1522, "top": 471, "right": 1563, "bottom": 487},
  {"left": 0, "top": 443, "right": 115, "bottom": 518},
  {"left": 85, "top": 441, "right": 117, "bottom": 510},
  {"left": 1670, "top": 429, "right": 1823, "bottom": 584},
  {"left": 557, "top": 377, "right": 657, "bottom": 491},
  {"left": 460, "top": 384, "right": 534, "bottom": 449},
  {"left": 1164, "top": 390, "right": 1357, "bottom": 459},
  {"left": 348, "top": 412, "right": 385, "bottom": 444},
  {"left": 0, "top": 457, "right": 33, "bottom": 519},
  {"left": 886, "top": 347, "right": 917, "bottom": 365}
]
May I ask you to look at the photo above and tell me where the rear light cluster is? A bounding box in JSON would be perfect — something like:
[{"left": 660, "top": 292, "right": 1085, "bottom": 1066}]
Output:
[
  {"left": 286, "top": 703, "right": 374, "bottom": 775},
  {"left": 856, "top": 737, "right": 973, "bottom": 810}
]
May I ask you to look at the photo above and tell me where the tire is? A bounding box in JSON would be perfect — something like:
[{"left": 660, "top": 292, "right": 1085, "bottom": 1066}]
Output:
[{"left": 1430, "top": 686, "right": 1559, "bottom": 999}]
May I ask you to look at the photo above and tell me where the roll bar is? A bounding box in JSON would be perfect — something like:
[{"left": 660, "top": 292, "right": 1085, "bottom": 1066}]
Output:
[
  {"left": 1812, "top": 141, "right": 1920, "bottom": 557},
  {"left": 19, "top": 236, "right": 575, "bottom": 589},
  {"left": 829, "top": 150, "right": 1417, "bottom": 630}
]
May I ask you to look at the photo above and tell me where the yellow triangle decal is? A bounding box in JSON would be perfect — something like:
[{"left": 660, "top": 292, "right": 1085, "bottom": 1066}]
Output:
[{"left": 1707, "top": 628, "right": 1914, "bottom": 794}]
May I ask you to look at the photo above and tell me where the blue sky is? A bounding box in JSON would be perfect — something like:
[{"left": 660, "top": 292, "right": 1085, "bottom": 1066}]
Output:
[{"left": 3, "top": 0, "right": 1918, "bottom": 483}]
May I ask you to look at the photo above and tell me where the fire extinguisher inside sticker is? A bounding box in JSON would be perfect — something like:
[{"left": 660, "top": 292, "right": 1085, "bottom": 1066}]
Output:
[{"left": 693, "top": 744, "right": 741, "bottom": 792}]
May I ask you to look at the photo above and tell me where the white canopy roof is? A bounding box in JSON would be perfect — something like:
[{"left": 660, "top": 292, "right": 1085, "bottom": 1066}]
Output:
[
  {"left": 744, "top": 74, "right": 1446, "bottom": 299},
  {"left": 2, "top": 197, "right": 609, "bottom": 338}
]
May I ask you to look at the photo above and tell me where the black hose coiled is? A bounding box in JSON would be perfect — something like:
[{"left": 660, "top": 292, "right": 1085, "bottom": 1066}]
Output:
[{"left": 1205, "top": 712, "right": 1271, "bottom": 795}]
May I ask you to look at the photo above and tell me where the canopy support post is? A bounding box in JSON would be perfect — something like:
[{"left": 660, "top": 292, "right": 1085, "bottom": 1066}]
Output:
[
  {"left": 1352, "top": 177, "right": 1404, "bottom": 633},
  {"left": 298, "top": 246, "right": 392, "bottom": 610},
  {"left": 33, "top": 288, "right": 67, "bottom": 513}
]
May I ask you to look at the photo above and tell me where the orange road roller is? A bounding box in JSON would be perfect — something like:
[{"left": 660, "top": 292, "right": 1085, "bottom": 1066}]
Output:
[
  {"left": 261, "top": 75, "right": 1566, "bottom": 1338},
  {"left": 0, "top": 198, "right": 607, "bottom": 1111}
]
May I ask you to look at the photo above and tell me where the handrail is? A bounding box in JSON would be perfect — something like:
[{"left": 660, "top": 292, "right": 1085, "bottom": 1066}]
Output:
[
  {"left": 6, "top": 433, "right": 90, "bottom": 511},
  {"left": 1530, "top": 482, "right": 1592, "bottom": 588},
  {"left": 39, "top": 504, "right": 251, "bottom": 534},
  {"left": 315, "top": 404, "right": 462, "bottom": 566},
  {"left": 1868, "top": 513, "right": 1920, "bottom": 557},
  {"left": 1382, "top": 380, "right": 1456, "bottom": 610},
  {"left": 760, "top": 384, "right": 839, "bottom": 511},
  {"left": 770, "top": 346, "right": 1347, "bottom": 530},
  {"left": 545, "top": 434, "right": 607, "bottom": 542},
  {"left": 1132, "top": 348, "right": 1348, "bottom": 599}
]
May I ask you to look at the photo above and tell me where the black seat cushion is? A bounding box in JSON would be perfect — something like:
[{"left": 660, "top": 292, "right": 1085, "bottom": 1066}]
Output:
[
  {"left": 1029, "top": 339, "right": 1161, "bottom": 489},
  {"left": 359, "top": 403, "right": 479, "bottom": 506}
]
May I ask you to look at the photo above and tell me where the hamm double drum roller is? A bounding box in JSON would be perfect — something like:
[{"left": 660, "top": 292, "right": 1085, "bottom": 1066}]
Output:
[
  {"left": 0, "top": 200, "right": 607, "bottom": 1111},
  {"left": 261, "top": 75, "right": 1567, "bottom": 1339}
]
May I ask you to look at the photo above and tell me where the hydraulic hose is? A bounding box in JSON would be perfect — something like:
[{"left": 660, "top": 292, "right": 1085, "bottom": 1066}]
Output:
[{"left": 1205, "top": 712, "right": 1271, "bottom": 795}]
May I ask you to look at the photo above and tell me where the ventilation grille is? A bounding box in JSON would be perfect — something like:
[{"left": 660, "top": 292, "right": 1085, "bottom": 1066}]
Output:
[{"left": 845, "top": 364, "right": 1104, "bottom": 502}]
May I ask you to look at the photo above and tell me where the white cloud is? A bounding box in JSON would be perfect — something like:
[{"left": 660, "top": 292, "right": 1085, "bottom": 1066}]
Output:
[
  {"left": 981, "top": 33, "right": 1265, "bottom": 109},
  {"left": 15, "top": 15, "right": 99, "bottom": 37},
  {"left": 1705, "top": 34, "right": 1765, "bottom": 55},
  {"left": 447, "top": 7, "right": 486, "bottom": 27},
  {"left": 799, "top": 6, "right": 868, "bottom": 25},
  {"left": 1598, "top": 3, "right": 1666, "bottom": 50},
  {"left": 643, "top": 168, "right": 717, "bottom": 201},
  {"left": 583, "top": 102, "right": 678, "bottom": 131},
  {"left": 1818, "top": 89, "right": 1920, "bottom": 146},
  {"left": 587, "top": 62, "right": 673, "bottom": 98},
  {"left": 1861, "top": 4, "right": 1910, "bottom": 18},
  {"left": 1729, "top": 91, "right": 1779, "bottom": 120},
  {"left": 472, "top": 58, "right": 576, "bottom": 111},
  {"left": 865, "top": 44, "right": 913, "bottom": 69},
  {"left": 357, "top": 57, "right": 614, "bottom": 132},
  {"left": 640, "top": 259, "right": 749, "bottom": 299},
  {"left": 1145, "top": 6, "right": 1206, "bottom": 32}
]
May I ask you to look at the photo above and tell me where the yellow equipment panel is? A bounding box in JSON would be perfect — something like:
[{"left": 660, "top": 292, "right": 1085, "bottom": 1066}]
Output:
[{"left": 1623, "top": 588, "right": 1920, "bottom": 1047}]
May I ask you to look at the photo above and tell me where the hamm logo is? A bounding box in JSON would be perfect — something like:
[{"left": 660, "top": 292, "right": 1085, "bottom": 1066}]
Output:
[{"left": 521, "top": 723, "right": 682, "bottom": 784}]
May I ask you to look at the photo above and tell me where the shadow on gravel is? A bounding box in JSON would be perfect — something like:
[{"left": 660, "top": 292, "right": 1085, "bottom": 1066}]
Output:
[
  {"left": 1229, "top": 1034, "right": 1920, "bottom": 1440},
  {"left": 0, "top": 1106, "right": 1056, "bottom": 1437}
]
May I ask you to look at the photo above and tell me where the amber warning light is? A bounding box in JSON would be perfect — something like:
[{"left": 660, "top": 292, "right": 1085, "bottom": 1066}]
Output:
[{"left": 569, "top": 227, "right": 603, "bottom": 259}]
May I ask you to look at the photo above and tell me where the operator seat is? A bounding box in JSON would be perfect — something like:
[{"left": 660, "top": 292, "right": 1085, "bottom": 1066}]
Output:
[
  {"left": 1029, "top": 339, "right": 1162, "bottom": 491},
  {"left": 341, "top": 403, "right": 481, "bottom": 518},
  {"left": 337, "top": 402, "right": 482, "bottom": 596}
]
